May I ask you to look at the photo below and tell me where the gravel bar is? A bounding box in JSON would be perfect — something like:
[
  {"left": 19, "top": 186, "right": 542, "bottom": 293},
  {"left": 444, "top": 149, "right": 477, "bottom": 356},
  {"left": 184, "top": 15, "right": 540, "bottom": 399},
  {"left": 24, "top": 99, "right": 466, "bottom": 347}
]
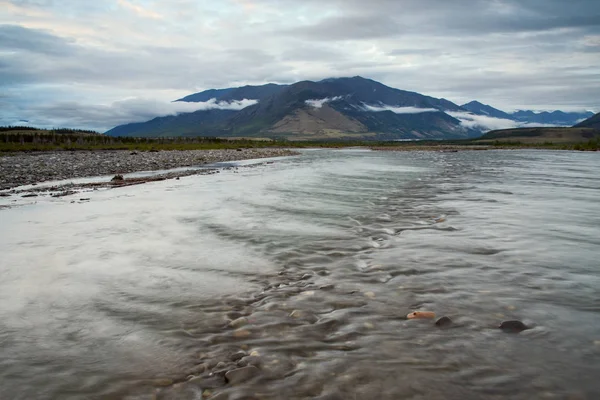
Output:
[{"left": 0, "top": 148, "right": 297, "bottom": 190}]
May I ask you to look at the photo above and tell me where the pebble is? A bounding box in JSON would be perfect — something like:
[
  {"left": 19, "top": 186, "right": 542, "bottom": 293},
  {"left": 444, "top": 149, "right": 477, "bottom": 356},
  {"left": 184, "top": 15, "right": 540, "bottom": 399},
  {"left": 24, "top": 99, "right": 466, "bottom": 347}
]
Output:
[
  {"left": 232, "top": 329, "right": 251, "bottom": 338},
  {"left": 499, "top": 320, "right": 529, "bottom": 333},
  {"left": 319, "top": 284, "right": 335, "bottom": 290},
  {"left": 228, "top": 317, "right": 249, "bottom": 329},
  {"left": 153, "top": 378, "right": 174, "bottom": 387},
  {"left": 215, "top": 361, "right": 228, "bottom": 370},
  {"left": 364, "top": 291, "right": 376, "bottom": 298},
  {"left": 226, "top": 311, "right": 245, "bottom": 320},
  {"left": 238, "top": 356, "right": 262, "bottom": 367},
  {"left": 225, "top": 366, "right": 260, "bottom": 384},
  {"left": 230, "top": 351, "right": 248, "bottom": 362},
  {"left": 289, "top": 310, "right": 318, "bottom": 323}
]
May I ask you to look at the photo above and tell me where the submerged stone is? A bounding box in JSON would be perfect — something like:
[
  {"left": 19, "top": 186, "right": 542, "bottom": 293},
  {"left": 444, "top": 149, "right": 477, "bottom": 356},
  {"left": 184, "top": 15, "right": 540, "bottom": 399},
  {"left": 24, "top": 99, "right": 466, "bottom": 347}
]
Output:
[
  {"left": 228, "top": 317, "right": 249, "bottom": 329},
  {"left": 230, "top": 351, "right": 247, "bottom": 362},
  {"left": 499, "top": 320, "right": 529, "bottom": 333},
  {"left": 225, "top": 366, "right": 260, "bottom": 384},
  {"left": 435, "top": 316, "right": 453, "bottom": 327}
]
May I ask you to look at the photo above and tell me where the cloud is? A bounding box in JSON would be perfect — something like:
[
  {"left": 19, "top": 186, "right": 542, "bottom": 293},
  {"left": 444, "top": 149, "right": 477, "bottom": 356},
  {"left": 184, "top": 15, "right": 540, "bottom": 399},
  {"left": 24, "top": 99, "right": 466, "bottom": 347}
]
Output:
[
  {"left": 172, "top": 98, "right": 258, "bottom": 112},
  {"left": 305, "top": 96, "right": 342, "bottom": 108},
  {"left": 362, "top": 104, "right": 439, "bottom": 114},
  {"left": 0, "top": 97, "right": 258, "bottom": 131},
  {"left": 447, "top": 111, "right": 560, "bottom": 132},
  {"left": 117, "top": 0, "right": 162, "bottom": 20},
  {"left": 0, "top": 0, "right": 599, "bottom": 130}
]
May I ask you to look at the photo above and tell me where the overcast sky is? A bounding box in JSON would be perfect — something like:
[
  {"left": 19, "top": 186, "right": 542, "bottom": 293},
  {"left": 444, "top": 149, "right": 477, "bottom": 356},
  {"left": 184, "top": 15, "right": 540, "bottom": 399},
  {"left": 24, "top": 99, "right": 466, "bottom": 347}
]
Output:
[{"left": 1, "top": 0, "right": 599, "bottom": 131}]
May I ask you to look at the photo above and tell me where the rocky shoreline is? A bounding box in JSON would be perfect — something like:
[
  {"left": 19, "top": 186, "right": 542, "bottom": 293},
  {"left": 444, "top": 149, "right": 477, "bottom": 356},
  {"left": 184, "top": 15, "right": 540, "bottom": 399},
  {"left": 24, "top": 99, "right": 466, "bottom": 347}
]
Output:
[{"left": 0, "top": 148, "right": 297, "bottom": 191}]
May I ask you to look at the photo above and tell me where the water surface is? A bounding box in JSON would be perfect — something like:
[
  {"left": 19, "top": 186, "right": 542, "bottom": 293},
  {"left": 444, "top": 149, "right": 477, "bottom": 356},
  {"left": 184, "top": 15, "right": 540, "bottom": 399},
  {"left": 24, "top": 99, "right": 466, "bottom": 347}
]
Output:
[{"left": 1, "top": 149, "right": 599, "bottom": 399}]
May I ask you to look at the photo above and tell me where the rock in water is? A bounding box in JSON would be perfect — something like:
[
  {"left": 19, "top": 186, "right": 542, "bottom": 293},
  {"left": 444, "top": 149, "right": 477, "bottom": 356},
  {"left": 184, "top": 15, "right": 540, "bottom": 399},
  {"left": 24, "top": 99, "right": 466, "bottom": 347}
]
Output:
[
  {"left": 407, "top": 311, "right": 436, "bottom": 320},
  {"left": 228, "top": 317, "right": 249, "bottom": 328},
  {"left": 225, "top": 366, "right": 260, "bottom": 384},
  {"left": 499, "top": 320, "right": 529, "bottom": 333},
  {"left": 435, "top": 316, "right": 453, "bottom": 327}
]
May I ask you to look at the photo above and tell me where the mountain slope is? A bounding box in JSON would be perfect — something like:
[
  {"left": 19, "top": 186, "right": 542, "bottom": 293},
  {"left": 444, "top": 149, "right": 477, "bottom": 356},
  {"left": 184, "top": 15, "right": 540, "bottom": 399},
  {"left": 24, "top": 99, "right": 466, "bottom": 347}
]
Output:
[
  {"left": 176, "top": 83, "right": 286, "bottom": 103},
  {"left": 106, "top": 109, "right": 237, "bottom": 137},
  {"left": 105, "top": 76, "right": 476, "bottom": 139},
  {"left": 461, "top": 101, "right": 512, "bottom": 119},
  {"left": 573, "top": 112, "right": 600, "bottom": 129}
]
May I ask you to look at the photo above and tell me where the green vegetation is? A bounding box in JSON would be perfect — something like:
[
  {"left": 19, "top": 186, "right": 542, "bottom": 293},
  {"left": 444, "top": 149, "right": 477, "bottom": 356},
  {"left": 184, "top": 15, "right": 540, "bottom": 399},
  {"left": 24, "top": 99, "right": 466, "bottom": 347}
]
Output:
[{"left": 1, "top": 126, "right": 599, "bottom": 153}]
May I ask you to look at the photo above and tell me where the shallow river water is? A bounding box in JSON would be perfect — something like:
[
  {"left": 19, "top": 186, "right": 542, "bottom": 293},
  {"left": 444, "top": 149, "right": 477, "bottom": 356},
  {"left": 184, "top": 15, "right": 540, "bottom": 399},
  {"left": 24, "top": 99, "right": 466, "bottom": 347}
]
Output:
[{"left": 1, "top": 149, "right": 599, "bottom": 400}]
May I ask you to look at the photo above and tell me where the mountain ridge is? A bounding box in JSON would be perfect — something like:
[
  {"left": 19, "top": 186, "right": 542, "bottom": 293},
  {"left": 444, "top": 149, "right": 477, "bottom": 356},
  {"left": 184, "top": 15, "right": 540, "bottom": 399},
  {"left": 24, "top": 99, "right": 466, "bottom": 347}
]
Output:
[
  {"left": 106, "top": 77, "right": 594, "bottom": 139},
  {"left": 461, "top": 101, "right": 593, "bottom": 126},
  {"left": 107, "top": 76, "right": 477, "bottom": 139}
]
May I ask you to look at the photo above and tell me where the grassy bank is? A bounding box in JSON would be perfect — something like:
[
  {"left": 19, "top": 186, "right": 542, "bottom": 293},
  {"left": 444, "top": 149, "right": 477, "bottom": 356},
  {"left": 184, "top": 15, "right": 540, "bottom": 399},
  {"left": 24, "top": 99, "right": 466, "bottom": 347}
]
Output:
[{"left": 1, "top": 126, "right": 599, "bottom": 152}]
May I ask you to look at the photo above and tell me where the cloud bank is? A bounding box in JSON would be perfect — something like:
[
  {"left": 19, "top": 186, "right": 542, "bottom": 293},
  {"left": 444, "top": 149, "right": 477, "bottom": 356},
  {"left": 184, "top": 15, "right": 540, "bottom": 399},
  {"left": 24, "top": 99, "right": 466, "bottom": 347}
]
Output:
[
  {"left": 305, "top": 96, "right": 342, "bottom": 108},
  {"left": 0, "top": 98, "right": 258, "bottom": 131},
  {"left": 362, "top": 104, "right": 439, "bottom": 114},
  {"left": 447, "top": 111, "right": 560, "bottom": 132}
]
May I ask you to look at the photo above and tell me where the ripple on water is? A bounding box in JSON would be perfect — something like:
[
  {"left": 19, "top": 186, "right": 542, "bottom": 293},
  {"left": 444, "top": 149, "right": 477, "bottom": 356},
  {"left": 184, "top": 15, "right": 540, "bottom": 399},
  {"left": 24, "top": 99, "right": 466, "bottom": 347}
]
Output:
[{"left": 1, "top": 150, "right": 600, "bottom": 399}]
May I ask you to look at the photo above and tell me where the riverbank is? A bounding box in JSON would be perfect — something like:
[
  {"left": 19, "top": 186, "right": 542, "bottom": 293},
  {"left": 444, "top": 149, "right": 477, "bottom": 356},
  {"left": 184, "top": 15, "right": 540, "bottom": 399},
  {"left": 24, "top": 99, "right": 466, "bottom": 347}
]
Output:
[{"left": 0, "top": 148, "right": 297, "bottom": 191}]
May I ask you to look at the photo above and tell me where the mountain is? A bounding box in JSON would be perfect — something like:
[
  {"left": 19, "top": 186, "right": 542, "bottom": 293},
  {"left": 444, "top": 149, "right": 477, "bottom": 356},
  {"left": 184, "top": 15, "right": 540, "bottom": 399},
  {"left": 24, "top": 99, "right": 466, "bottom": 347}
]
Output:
[
  {"left": 511, "top": 110, "right": 594, "bottom": 125},
  {"left": 106, "top": 76, "right": 477, "bottom": 140},
  {"left": 574, "top": 112, "right": 600, "bottom": 129},
  {"left": 175, "top": 83, "right": 286, "bottom": 103},
  {"left": 461, "top": 101, "right": 512, "bottom": 120},
  {"left": 462, "top": 101, "right": 594, "bottom": 126}
]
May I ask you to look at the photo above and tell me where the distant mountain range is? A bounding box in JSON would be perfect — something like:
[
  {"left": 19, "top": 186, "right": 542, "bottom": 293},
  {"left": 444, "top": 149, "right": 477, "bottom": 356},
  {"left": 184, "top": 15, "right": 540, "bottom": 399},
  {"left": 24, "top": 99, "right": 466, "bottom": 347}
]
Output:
[
  {"left": 461, "top": 101, "right": 594, "bottom": 126},
  {"left": 106, "top": 77, "right": 595, "bottom": 140}
]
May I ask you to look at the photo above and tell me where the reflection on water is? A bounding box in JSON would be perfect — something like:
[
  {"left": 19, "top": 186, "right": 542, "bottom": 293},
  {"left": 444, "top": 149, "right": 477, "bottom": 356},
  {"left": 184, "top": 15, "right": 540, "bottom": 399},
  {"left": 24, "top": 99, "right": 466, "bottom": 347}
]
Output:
[{"left": 1, "top": 149, "right": 599, "bottom": 399}]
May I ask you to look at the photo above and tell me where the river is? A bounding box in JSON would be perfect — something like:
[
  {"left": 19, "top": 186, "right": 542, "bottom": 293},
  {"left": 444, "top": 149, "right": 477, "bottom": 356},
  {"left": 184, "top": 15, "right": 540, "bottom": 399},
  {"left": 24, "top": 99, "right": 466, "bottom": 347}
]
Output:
[{"left": 1, "top": 149, "right": 599, "bottom": 399}]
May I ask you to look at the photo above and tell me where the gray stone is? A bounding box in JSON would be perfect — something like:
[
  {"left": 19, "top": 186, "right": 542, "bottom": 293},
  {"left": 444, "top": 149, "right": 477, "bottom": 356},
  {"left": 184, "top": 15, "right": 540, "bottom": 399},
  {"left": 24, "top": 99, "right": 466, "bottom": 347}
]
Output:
[
  {"left": 435, "top": 316, "right": 453, "bottom": 327},
  {"left": 225, "top": 366, "right": 260, "bottom": 384},
  {"left": 237, "top": 355, "right": 261, "bottom": 367},
  {"left": 230, "top": 351, "right": 248, "bottom": 362},
  {"left": 215, "top": 361, "right": 228, "bottom": 370}
]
